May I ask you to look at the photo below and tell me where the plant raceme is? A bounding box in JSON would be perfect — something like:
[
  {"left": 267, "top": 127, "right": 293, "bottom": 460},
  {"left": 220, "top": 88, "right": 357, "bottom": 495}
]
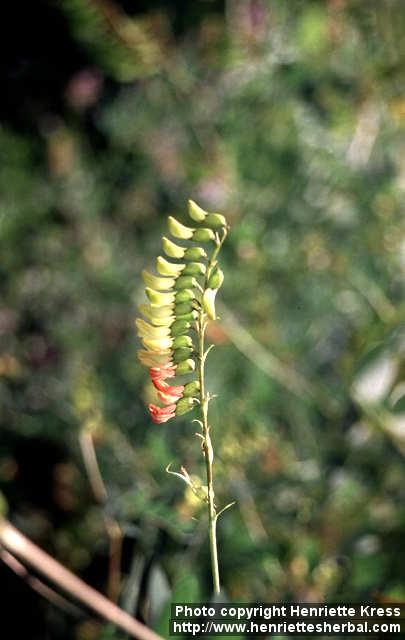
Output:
[{"left": 136, "top": 200, "right": 228, "bottom": 424}]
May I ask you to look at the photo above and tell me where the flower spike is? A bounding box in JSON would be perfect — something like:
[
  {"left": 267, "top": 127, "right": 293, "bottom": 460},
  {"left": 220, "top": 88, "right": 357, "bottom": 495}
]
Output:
[{"left": 136, "top": 200, "right": 228, "bottom": 428}]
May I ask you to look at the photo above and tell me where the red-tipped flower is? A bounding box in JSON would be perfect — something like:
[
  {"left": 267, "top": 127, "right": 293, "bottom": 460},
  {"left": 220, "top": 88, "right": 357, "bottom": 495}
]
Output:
[
  {"left": 149, "top": 364, "right": 176, "bottom": 383},
  {"left": 152, "top": 377, "right": 182, "bottom": 393},
  {"left": 156, "top": 383, "right": 184, "bottom": 405},
  {"left": 148, "top": 403, "right": 176, "bottom": 424}
]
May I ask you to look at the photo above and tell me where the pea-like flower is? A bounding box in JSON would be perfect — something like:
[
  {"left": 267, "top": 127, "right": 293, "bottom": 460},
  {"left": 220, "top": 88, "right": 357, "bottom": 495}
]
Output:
[
  {"left": 149, "top": 363, "right": 176, "bottom": 382},
  {"left": 156, "top": 382, "right": 185, "bottom": 405},
  {"left": 148, "top": 403, "right": 177, "bottom": 424},
  {"left": 137, "top": 349, "right": 172, "bottom": 367}
]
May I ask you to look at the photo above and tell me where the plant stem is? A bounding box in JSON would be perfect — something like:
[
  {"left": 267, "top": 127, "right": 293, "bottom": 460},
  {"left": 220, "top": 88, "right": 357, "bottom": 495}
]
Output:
[
  {"left": 196, "top": 230, "right": 227, "bottom": 595},
  {"left": 197, "top": 314, "right": 220, "bottom": 595}
]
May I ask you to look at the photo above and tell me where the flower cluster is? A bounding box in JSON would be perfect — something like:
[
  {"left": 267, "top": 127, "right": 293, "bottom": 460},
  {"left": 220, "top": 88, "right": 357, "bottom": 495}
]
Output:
[{"left": 136, "top": 200, "right": 227, "bottom": 423}]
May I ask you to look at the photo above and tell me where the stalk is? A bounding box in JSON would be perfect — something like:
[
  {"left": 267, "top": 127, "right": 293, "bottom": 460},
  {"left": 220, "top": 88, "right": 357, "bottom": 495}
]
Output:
[
  {"left": 197, "top": 313, "right": 220, "bottom": 594},
  {"left": 196, "top": 229, "right": 227, "bottom": 595},
  {"left": 136, "top": 204, "right": 230, "bottom": 596}
]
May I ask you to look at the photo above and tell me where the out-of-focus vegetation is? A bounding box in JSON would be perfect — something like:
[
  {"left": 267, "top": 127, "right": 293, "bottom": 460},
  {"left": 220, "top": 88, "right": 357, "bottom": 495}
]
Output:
[{"left": 1, "top": 1, "right": 404, "bottom": 638}]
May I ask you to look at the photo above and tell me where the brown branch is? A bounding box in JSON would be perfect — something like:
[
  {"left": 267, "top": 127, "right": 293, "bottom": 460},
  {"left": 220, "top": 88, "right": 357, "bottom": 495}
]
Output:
[
  {"left": 79, "top": 429, "right": 123, "bottom": 603},
  {"left": 79, "top": 430, "right": 108, "bottom": 503},
  {"left": 0, "top": 520, "right": 163, "bottom": 640},
  {"left": 1, "top": 549, "right": 81, "bottom": 616},
  {"left": 104, "top": 516, "right": 122, "bottom": 604}
]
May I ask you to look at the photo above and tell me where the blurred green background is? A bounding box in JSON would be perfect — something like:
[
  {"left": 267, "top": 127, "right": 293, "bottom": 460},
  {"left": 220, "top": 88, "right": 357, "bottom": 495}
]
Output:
[{"left": 1, "top": 1, "right": 404, "bottom": 638}]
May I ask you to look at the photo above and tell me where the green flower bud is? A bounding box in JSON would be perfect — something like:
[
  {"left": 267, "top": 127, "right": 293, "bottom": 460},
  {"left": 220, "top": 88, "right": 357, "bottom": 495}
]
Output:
[
  {"left": 174, "top": 302, "right": 193, "bottom": 315},
  {"left": 193, "top": 228, "right": 216, "bottom": 242},
  {"left": 175, "top": 396, "right": 196, "bottom": 415},
  {"left": 208, "top": 267, "right": 224, "bottom": 289},
  {"left": 175, "top": 359, "right": 196, "bottom": 375},
  {"left": 202, "top": 288, "right": 218, "bottom": 320},
  {"left": 183, "top": 262, "right": 206, "bottom": 276},
  {"left": 188, "top": 199, "right": 207, "bottom": 222},
  {"left": 204, "top": 213, "right": 227, "bottom": 229},
  {"left": 175, "top": 288, "right": 195, "bottom": 303},
  {"left": 142, "top": 270, "right": 175, "bottom": 291},
  {"left": 156, "top": 256, "right": 185, "bottom": 277},
  {"left": 183, "top": 380, "right": 200, "bottom": 397},
  {"left": 162, "top": 236, "right": 185, "bottom": 259},
  {"left": 145, "top": 287, "right": 175, "bottom": 306},
  {"left": 173, "top": 347, "right": 193, "bottom": 363},
  {"left": 175, "top": 310, "right": 198, "bottom": 322},
  {"left": 168, "top": 216, "right": 195, "bottom": 240},
  {"left": 174, "top": 275, "right": 198, "bottom": 290},
  {"left": 171, "top": 319, "right": 191, "bottom": 336},
  {"left": 172, "top": 335, "right": 193, "bottom": 349},
  {"left": 184, "top": 246, "right": 207, "bottom": 261}
]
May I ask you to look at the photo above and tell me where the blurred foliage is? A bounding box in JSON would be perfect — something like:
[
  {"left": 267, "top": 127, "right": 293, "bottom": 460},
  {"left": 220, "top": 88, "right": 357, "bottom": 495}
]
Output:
[{"left": 1, "top": 1, "right": 405, "bottom": 638}]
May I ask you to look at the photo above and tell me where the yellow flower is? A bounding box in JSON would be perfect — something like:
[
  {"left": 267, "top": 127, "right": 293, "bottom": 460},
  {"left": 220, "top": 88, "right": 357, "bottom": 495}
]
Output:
[
  {"left": 142, "top": 270, "right": 175, "bottom": 290},
  {"left": 156, "top": 255, "right": 185, "bottom": 276},
  {"left": 145, "top": 287, "right": 175, "bottom": 305},
  {"left": 135, "top": 318, "right": 171, "bottom": 339},
  {"left": 168, "top": 216, "right": 195, "bottom": 240},
  {"left": 202, "top": 288, "right": 218, "bottom": 320},
  {"left": 188, "top": 199, "right": 207, "bottom": 222},
  {"left": 137, "top": 350, "right": 172, "bottom": 367},
  {"left": 142, "top": 336, "right": 173, "bottom": 351},
  {"left": 162, "top": 236, "right": 185, "bottom": 259}
]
